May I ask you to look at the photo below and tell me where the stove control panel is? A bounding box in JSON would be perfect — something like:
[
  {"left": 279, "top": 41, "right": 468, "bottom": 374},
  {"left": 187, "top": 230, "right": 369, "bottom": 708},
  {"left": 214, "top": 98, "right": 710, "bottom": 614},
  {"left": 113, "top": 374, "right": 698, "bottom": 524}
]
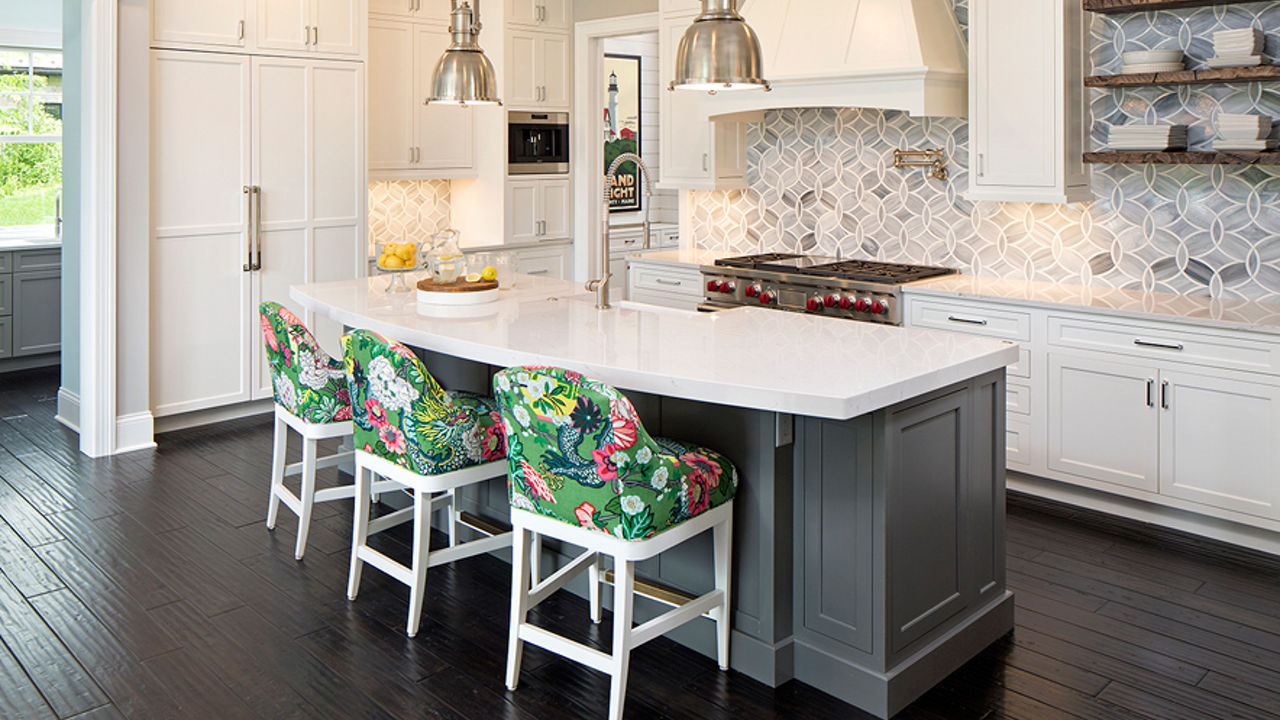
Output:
[{"left": 701, "top": 271, "right": 901, "bottom": 325}]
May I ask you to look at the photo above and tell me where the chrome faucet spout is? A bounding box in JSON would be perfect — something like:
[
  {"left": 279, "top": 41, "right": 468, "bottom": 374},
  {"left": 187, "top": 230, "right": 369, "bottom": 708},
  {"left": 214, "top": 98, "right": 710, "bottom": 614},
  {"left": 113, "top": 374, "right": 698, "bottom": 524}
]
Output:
[{"left": 592, "top": 152, "right": 654, "bottom": 310}]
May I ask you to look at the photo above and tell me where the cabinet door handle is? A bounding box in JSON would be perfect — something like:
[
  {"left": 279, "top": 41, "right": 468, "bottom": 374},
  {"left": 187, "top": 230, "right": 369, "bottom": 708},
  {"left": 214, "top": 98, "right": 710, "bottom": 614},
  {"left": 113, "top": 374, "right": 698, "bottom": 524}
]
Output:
[
  {"left": 243, "top": 186, "right": 255, "bottom": 272},
  {"left": 238, "top": 20, "right": 245, "bottom": 41},
  {"left": 656, "top": 278, "right": 683, "bottom": 287},
  {"left": 527, "top": 269, "right": 549, "bottom": 276},
  {"left": 312, "top": 26, "right": 318, "bottom": 46},
  {"left": 304, "top": 25, "right": 311, "bottom": 45},
  {"left": 947, "top": 315, "right": 988, "bottom": 326},
  {"left": 1134, "top": 339, "right": 1184, "bottom": 351},
  {"left": 977, "top": 153, "right": 985, "bottom": 178},
  {"left": 1146, "top": 379, "right": 1155, "bottom": 407},
  {"left": 252, "top": 186, "right": 263, "bottom": 271},
  {"left": 1161, "top": 380, "right": 1170, "bottom": 410},
  {"left": 702, "top": 153, "right": 709, "bottom": 172}
]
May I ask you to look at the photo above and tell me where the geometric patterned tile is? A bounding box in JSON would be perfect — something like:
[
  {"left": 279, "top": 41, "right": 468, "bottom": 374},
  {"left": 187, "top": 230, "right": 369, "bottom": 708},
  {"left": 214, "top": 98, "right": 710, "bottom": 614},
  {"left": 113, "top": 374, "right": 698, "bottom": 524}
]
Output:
[
  {"left": 368, "top": 180, "right": 452, "bottom": 255},
  {"left": 690, "top": 0, "right": 1280, "bottom": 302}
]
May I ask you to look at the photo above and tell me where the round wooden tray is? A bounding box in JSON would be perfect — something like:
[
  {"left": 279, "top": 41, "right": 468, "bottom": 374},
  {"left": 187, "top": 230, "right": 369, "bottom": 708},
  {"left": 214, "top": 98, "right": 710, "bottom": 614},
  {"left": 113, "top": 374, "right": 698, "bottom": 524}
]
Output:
[
  {"left": 416, "top": 277, "right": 500, "bottom": 306},
  {"left": 416, "top": 277, "right": 499, "bottom": 293}
]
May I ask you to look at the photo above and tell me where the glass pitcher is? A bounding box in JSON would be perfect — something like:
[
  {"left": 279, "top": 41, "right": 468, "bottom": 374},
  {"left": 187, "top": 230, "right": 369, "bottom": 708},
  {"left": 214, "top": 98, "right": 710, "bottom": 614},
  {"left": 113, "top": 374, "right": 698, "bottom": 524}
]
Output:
[{"left": 423, "top": 229, "right": 466, "bottom": 285}]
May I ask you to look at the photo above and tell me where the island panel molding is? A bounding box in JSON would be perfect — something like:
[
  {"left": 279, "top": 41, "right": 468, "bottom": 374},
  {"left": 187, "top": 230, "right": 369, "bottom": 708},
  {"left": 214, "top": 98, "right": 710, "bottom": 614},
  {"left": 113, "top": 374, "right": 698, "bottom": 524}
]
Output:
[{"left": 689, "top": 0, "right": 1280, "bottom": 303}]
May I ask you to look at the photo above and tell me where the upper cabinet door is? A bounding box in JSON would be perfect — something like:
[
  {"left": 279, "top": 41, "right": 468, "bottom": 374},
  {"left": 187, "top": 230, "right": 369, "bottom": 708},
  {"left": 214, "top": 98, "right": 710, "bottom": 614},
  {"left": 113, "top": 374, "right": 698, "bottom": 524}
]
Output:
[
  {"left": 415, "top": 23, "right": 474, "bottom": 170},
  {"left": 153, "top": 0, "right": 248, "bottom": 50},
  {"left": 539, "top": 0, "right": 571, "bottom": 29},
  {"left": 368, "top": 20, "right": 416, "bottom": 172},
  {"left": 660, "top": 13, "right": 710, "bottom": 185},
  {"left": 508, "top": 0, "right": 571, "bottom": 30},
  {"left": 506, "top": 31, "right": 540, "bottom": 108},
  {"left": 506, "top": 0, "right": 540, "bottom": 28},
  {"left": 539, "top": 32, "right": 571, "bottom": 110},
  {"left": 312, "top": 0, "right": 364, "bottom": 56},
  {"left": 257, "top": 0, "right": 311, "bottom": 54},
  {"left": 369, "top": 0, "right": 419, "bottom": 19}
]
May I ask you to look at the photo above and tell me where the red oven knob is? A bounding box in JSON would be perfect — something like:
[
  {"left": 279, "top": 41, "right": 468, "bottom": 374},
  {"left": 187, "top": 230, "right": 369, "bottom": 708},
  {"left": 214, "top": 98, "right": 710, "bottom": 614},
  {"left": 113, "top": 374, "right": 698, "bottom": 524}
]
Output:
[
  {"left": 759, "top": 291, "right": 776, "bottom": 305},
  {"left": 806, "top": 297, "right": 823, "bottom": 312},
  {"left": 718, "top": 281, "right": 734, "bottom": 294},
  {"left": 744, "top": 285, "right": 760, "bottom": 298},
  {"left": 824, "top": 294, "right": 840, "bottom": 307},
  {"left": 854, "top": 298, "right": 869, "bottom": 312},
  {"left": 707, "top": 280, "right": 719, "bottom": 292},
  {"left": 839, "top": 296, "right": 852, "bottom": 310},
  {"left": 871, "top": 301, "right": 886, "bottom": 315}
]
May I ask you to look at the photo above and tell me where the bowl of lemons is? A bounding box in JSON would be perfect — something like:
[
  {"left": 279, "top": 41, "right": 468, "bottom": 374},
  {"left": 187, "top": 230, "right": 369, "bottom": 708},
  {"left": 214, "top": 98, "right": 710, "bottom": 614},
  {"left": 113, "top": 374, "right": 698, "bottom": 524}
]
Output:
[{"left": 376, "top": 240, "right": 422, "bottom": 293}]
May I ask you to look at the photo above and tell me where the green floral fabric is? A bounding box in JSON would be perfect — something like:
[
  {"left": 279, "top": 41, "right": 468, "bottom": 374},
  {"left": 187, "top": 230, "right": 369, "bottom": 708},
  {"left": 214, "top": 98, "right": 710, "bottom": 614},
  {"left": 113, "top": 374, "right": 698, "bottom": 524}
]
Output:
[
  {"left": 493, "top": 366, "right": 738, "bottom": 541},
  {"left": 342, "top": 329, "right": 506, "bottom": 475},
  {"left": 258, "top": 302, "right": 352, "bottom": 424}
]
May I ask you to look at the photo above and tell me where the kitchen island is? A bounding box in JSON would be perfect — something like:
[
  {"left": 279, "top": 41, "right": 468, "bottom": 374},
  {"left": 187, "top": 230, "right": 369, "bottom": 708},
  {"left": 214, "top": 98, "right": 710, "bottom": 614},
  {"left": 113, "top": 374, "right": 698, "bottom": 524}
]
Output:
[{"left": 292, "top": 274, "right": 1020, "bottom": 719}]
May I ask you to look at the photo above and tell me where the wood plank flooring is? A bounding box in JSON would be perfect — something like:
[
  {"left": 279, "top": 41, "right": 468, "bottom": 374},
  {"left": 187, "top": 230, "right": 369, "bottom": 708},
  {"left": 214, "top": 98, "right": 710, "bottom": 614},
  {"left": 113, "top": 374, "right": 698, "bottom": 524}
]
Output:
[{"left": 2, "top": 366, "right": 1280, "bottom": 719}]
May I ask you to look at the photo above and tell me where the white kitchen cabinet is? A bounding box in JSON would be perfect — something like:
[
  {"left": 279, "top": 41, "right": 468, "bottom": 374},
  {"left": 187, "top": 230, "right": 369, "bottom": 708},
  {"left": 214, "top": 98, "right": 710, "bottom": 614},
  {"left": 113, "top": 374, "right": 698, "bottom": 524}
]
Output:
[
  {"left": 1047, "top": 353, "right": 1159, "bottom": 492},
  {"left": 368, "top": 19, "right": 475, "bottom": 178},
  {"left": 153, "top": 0, "right": 248, "bottom": 50},
  {"left": 626, "top": 257, "right": 705, "bottom": 310},
  {"left": 154, "top": 0, "right": 363, "bottom": 58},
  {"left": 658, "top": 12, "right": 748, "bottom": 190},
  {"left": 968, "top": 0, "right": 1089, "bottom": 204},
  {"left": 1158, "top": 369, "right": 1280, "bottom": 519},
  {"left": 506, "top": 29, "right": 571, "bottom": 110},
  {"left": 507, "top": 0, "right": 571, "bottom": 30},
  {"left": 506, "top": 178, "right": 571, "bottom": 244},
  {"left": 514, "top": 244, "right": 571, "bottom": 280},
  {"left": 370, "top": 0, "right": 452, "bottom": 19},
  {"left": 151, "top": 51, "right": 365, "bottom": 417}
]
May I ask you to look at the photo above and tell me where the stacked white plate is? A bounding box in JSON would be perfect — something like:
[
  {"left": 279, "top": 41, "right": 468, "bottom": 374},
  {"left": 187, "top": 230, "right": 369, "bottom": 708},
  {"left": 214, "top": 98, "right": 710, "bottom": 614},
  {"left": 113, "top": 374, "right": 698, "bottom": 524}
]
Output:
[
  {"left": 1215, "top": 113, "right": 1276, "bottom": 151},
  {"left": 1108, "top": 124, "right": 1189, "bottom": 151},
  {"left": 1210, "top": 28, "right": 1270, "bottom": 67},
  {"left": 1120, "top": 49, "right": 1185, "bottom": 74}
]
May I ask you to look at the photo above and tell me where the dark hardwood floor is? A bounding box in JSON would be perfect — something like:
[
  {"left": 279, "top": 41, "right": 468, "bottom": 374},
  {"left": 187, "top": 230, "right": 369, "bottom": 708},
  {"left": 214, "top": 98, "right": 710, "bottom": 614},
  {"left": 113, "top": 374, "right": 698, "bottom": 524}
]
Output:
[{"left": 2, "top": 366, "right": 1280, "bottom": 719}]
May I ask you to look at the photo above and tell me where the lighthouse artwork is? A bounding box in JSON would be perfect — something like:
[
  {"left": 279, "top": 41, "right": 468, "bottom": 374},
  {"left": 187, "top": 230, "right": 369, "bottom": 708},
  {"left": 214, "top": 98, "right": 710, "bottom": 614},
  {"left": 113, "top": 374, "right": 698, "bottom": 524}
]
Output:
[{"left": 603, "top": 53, "right": 642, "bottom": 212}]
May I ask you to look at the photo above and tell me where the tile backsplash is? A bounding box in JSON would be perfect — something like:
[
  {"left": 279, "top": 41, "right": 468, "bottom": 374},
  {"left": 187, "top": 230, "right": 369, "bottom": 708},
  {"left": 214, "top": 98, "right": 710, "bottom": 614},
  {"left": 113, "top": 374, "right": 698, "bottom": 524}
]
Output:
[
  {"left": 368, "top": 180, "right": 452, "bottom": 254},
  {"left": 689, "top": 0, "right": 1280, "bottom": 302}
]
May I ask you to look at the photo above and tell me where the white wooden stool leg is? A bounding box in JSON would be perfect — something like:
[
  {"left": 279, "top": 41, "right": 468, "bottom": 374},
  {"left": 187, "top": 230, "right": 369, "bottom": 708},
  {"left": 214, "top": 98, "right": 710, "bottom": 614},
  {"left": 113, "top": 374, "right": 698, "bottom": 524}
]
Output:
[
  {"left": 447, "top": 488, "right": 458, "bottom": 548},
  {"left": 406, "top": 490, "right": 431, "bottom": 638},
  {"left": 607, "top": 558, "right": 635, "bottom": 720},
  {"left": 266, "top": 415, "right": 288, "bottom": 530},
  {"left": 530, "top": 533, "right": 542, "bottom": 585},
  {"left": 714, "top": 512, "right": 734, "bottom": 671},
  {"left": 505, "top": 524, "right": 531, "bottom": 691},
  {"left": 347, "top": 463, "right": 372, "bottom": 601},
  {"left": 294, "top": 436, "right": 318, "bottom": 560},
  {"left": 588, "top": 552, "right": 602, "bottom": 624}
]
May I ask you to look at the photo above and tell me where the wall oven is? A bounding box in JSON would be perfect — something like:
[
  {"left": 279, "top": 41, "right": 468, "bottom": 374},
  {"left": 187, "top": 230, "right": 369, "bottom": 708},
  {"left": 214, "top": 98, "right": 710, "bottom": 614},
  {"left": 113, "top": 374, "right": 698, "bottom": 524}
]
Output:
[{"left": 508, "top": 111, "right": 569, "bottom": 175}]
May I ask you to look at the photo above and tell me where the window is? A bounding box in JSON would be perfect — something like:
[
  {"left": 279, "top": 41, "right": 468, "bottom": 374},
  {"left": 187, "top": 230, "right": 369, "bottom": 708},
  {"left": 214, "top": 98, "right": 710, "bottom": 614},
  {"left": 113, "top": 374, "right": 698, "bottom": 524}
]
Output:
[{"left": 0, "top": 49, "right": 62, "bottom": 234}]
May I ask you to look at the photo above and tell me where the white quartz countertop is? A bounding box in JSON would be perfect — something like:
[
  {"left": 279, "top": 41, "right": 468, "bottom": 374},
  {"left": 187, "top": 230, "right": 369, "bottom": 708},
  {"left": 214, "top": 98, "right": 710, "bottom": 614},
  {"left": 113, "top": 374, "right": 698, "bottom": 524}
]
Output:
[
  {"left": 292, "top": 273, "right": 1019, "bottom": 420},
  {"left": 625, "top": 248, "right": 726, "bottom": 270},
  {"left": 905, "top": 275, "right": 1280, "bottom": 336},
  {"left": 0, "top": 237, "right": 61, "bottom": 252}
]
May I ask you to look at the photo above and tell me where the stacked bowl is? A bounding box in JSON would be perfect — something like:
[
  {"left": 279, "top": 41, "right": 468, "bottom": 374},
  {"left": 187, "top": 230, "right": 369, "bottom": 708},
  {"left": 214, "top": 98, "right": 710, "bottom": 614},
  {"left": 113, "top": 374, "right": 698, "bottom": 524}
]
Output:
[
  {"left": 1215, "top": 113, "right": 1276, "bottom": 151},
  {"left": 1120, "top": 48, "right": 1185, "bottom": 74}
]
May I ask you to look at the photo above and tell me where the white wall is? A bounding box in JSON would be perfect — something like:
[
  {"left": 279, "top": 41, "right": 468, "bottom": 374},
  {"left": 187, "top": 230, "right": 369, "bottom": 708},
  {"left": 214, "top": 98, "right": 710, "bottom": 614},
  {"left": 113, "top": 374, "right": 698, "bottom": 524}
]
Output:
[
  {"left": 574, "top": 0, "right": 657, "bottom": 22},
  {"left": 117, "top": 0, "right": 150, "bottom": 417},
  {"left": 60, "top": 0, "right": 79, "bottom": 400},
  {"left": 601, "top": 32, "right": 675, "bottom": 226},
  {"left": 0, "top": 0, "right": 61, "bottom": 47}
]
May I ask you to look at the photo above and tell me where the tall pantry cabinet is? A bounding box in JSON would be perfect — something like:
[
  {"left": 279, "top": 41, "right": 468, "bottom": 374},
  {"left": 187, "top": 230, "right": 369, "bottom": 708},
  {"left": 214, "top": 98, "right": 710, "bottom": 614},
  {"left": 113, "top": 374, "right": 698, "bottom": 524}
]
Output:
[{"left": 150, "top": 1, "right": 367, "bottom": 418}]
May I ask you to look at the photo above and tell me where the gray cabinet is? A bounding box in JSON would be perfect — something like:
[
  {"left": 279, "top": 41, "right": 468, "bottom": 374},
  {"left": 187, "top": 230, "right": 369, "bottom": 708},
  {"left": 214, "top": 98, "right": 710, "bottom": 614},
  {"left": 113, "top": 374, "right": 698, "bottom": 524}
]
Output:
[{"left": 0, "top": 247, "right": 61, "bottom": 365}]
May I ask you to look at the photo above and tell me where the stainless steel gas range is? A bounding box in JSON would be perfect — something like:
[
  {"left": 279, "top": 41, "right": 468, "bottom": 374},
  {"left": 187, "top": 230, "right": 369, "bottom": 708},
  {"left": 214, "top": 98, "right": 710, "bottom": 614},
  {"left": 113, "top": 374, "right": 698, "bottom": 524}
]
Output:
[{"left": 700, "top": 253, "right": 958, "bottom": 326}]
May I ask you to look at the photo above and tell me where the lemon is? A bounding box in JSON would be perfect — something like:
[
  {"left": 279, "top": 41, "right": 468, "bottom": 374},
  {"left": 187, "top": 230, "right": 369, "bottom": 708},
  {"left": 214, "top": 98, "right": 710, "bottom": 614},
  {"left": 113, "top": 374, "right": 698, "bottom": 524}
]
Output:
[
  {"left": 481, "top": 266, "right": 498, "bottom": 282},
  {"left": 465, "top": 273, "right": 482, "bottom": 283},
  {"left": 395, "top": 245, "right": 415, "bottom": 261},
  {"left": 383, "top": 255, "right": 405, "bottom": 270}
]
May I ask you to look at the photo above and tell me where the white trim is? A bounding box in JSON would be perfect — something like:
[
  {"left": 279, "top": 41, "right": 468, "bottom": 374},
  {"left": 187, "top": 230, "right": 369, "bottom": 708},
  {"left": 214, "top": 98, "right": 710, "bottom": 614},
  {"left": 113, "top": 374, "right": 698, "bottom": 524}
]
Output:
[
  {"left": 0, "top": 30, "right": 62, "bottom": 50},
  {"left": 56, "top": 387, "right": 80, "bottom": 432},
  {"left": 153, "top": 399, "right": 274, "bottom": 434},
  {"left": 572, "top": 12, "right": 660, "bottom": 284},
  {"left": 114, "top": 412, "right": 157, "bottom": 454},
  {"left": 79, "top": 0, "right": 119, "bottom": 457}
]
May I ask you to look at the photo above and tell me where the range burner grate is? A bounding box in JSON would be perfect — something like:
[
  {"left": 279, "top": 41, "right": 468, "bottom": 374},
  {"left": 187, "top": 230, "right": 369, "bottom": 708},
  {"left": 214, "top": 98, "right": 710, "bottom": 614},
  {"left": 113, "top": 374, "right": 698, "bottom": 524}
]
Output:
[
  {"left": 714, "top": 253, "right": 803, "bottom": 268},
  {"left": 806, "top": 260, "right": 957, "bottom": 284}
]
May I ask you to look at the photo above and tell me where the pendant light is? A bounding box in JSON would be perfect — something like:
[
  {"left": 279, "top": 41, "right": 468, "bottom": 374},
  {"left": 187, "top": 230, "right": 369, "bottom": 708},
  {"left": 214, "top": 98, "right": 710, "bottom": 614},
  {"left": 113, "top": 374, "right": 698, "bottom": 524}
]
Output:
[
  {"left": 670, "top": 0, "right": 770, "bottom": 93},
  {"left": 426, "top": 1, "right": 502, "bottom": 106}
]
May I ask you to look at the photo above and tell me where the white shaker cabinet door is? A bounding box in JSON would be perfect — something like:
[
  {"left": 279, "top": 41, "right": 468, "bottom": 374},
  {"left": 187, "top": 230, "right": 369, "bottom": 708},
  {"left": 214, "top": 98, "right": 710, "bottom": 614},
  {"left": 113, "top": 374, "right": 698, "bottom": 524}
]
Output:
[
  {"left": 151, "top": 52, "right": 254, "bottom": 416},
  {"left": 506, "top": 181, "right": 541, "bottom": 245},
  {"left": 257, "top": 0, "right": 311, "bottom": 54},
  {"left": 153, "top": 0, "right": 248, "bottom": 50},
  {"left": 1047, "top": 353, "right": 1159, "bottom": 492},
  {"left": 368, "top": 20, "right": 416, "bottom": 172},
  {"left": 416, "top": 23, "right": 474, "bottom": 171},
  {"left": 1158, "top": 369, "right": 1280, "bottom": 519},
  {"left": 312, "top": 0, "right": 364, "bottom": 57},
  {"left": 539, "top": 32, "right": 572, "bottom": 110},
  {"left": 506, "top": 31, "right": 541, "bottom": 108},
  {"left": 370, "top": 0, "right": 418, "bottom": 18},
  {"left": 539, "top": 178, "right": 572, "bottom": 240}
]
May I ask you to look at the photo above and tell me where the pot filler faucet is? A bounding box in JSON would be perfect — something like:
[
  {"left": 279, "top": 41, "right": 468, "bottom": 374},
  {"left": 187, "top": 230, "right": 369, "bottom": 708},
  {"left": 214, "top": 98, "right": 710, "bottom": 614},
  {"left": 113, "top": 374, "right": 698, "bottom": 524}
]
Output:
[{"left": 587, "top": 152, "right": 653, "bottom": 310}]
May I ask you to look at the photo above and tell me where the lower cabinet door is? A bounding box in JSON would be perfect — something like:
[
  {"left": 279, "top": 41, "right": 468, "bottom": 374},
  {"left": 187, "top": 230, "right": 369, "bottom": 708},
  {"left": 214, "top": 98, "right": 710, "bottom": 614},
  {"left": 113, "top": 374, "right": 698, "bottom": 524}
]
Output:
[
  {"left": 11, "top": 270, "right": 61, "bottom": 357},
  {"left": 0, "top": 317, "right": 11, "bottom": 359},
  {"left": 1048, "top": 353, "right": 1159, "bottom": 492},
  {"left": 1158, "top": 368, "right": 1280, "bottom": 519}
]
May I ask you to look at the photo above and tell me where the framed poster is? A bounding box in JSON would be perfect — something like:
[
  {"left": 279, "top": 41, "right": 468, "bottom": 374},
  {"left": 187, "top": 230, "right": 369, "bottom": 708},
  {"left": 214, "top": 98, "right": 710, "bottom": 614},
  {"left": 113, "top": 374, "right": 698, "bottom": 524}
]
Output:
[{"left": 604, "top": 53, "right": 642, "bottom": 213}]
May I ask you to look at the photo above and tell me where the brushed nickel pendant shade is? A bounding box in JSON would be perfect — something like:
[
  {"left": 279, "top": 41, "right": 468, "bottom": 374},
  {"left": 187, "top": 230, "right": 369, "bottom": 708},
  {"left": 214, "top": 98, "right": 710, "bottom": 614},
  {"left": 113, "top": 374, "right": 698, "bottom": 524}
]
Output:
[
  {"left": 670, "top": 0, "right": 770, "bottom": 93},
  {"left": 426, "top": 1, "right": 502, "bottom": 106}
]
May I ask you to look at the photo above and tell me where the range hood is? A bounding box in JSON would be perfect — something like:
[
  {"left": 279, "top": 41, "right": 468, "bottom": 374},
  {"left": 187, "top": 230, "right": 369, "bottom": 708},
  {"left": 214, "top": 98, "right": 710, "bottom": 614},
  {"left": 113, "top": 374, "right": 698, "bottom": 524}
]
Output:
[{"left": 696, "top": 0, "right": 969, "bottom": 122}]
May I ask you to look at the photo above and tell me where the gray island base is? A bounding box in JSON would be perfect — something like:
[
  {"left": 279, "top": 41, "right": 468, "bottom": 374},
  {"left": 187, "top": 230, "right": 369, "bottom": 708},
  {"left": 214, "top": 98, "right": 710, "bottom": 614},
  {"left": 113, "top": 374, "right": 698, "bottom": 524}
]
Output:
[{"left": 430, "top": 353, "right": 1012, "bottom": 719}]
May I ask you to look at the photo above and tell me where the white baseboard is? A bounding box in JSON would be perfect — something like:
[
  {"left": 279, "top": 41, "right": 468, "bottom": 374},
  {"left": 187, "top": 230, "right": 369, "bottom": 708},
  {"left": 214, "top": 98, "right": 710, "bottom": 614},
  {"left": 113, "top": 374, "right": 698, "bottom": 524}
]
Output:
[
  {"left": 154, "top": 399, "right": 273, "bottom": 434},
  {"left": 56, "top": 387, "right": 80, "bottom": 432},
  {"left": 115, "top": 412, "right": 157, "bottom": 454}
]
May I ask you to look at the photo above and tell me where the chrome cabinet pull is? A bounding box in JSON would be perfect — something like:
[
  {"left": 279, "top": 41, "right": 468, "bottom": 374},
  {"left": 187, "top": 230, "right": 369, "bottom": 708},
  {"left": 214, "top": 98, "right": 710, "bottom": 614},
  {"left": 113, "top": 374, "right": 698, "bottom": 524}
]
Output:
[
  {"left": 527, "top": 269, "right": 549, "bottom": 275},
  {"left": 1134, "top": 339, "right": 1184, "bottom": 351},
  {"left": 304, "top": 25, "right": 311, "bottom": 45},
  {"left": 702, "top": 153, "right": 709, "bottom": 172},
  {"left": 977, "top": 152, "right": 984, "bottom": 178},
  {"left": 312, "top": 25, "right": 318, "bottom": 46},
  {"left": 1161, "top": 380, "right": 1171, "bottom": 410},
  {"left": 1146, "top": 379, "right": 1155, "bottom": 407},
  {"left": 243, "top": 186, "right": 254, "bottom": 271},
  {"left": 252, "top": 186, "right": 263, "bottom": 271},
  {"left": 947, "top": 315, "right": 989, "bottom": 326},
  {"left": 238, "top": 20, "right": 245, "bottom": 41},
  {"left": 656, "top": 278, "right": 682, "bottom": 287}
]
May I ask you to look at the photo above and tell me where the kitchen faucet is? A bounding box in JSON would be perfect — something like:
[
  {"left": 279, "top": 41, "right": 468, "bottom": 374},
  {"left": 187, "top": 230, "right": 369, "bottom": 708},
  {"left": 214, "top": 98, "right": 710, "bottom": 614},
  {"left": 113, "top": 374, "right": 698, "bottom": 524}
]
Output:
[{"left": 587, "top": 152, "right": 653, "bottom": 310}]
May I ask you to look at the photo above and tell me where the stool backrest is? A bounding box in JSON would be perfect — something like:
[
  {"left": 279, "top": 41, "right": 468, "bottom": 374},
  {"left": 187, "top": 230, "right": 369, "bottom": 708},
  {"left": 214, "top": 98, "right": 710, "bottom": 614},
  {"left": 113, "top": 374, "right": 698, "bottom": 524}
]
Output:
[
  {"left": 258, "top": 302, "right": 351, "bottom": 423},
  {"left": 494, "top": 366, "right": 676, "bottom": 539},
  {"left": 342, "top": 329, "right": 503, "bottom": 474}
]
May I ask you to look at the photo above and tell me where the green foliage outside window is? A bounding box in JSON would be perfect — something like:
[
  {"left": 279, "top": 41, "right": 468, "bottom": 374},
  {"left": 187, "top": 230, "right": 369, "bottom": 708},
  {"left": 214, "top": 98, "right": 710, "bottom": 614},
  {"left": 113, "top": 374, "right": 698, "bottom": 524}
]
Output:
[{"left": 0, "top": 56, "right": 63, "bottom": 229}]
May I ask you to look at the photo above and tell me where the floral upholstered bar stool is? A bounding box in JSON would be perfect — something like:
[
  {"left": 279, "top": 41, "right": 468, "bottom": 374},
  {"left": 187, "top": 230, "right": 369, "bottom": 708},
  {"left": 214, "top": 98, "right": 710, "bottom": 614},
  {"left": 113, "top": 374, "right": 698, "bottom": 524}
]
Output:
[
  {"left": 342, "top": 330, "right": 511, "bottom": 637},
  {"left": 495, "top": 366, "right": 738, "bottom": 720},
  {"left": 259, "top": 302, "right": 399, "bottom": 560}
]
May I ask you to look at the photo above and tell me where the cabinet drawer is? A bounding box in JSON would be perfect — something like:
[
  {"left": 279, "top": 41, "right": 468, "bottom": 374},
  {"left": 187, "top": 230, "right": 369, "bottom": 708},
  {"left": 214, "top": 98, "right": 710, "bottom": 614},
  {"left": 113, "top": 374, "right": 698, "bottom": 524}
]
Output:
[
  {"left": 1007, "top": 419, "right": 1032, "bottom": 469},
  {"left": 658, "top": 228, "right": 681, "bottom": 249},
  {"left": 908, "top": 298, "right": 1031, "bottom": 342},
  {"left": 515, "top": 253, "right": 565, "bottom": 279},
  {"left": 14, "top": 249, "right": 60, "bottom": 272},
  {"left": 0, "top": 252, "right": 9, "bottom": 273},
  {"left": 1048, "top": 315, "right": 1280, "bottom": 376},
  {"left": 1007, "top": 380, "right": 1032, "bottom": 417},
  {"left": 609, "top": 230, "right": 646, "bottom": 254},
  {"left": 629, "top": 264, "right": 703, "bottom": 298},
  {"left": 629, "top": 287, "right": 700, "bottom": 310},
  {"left": 0, "top": 275, "right": 9, "bottom": 316}
]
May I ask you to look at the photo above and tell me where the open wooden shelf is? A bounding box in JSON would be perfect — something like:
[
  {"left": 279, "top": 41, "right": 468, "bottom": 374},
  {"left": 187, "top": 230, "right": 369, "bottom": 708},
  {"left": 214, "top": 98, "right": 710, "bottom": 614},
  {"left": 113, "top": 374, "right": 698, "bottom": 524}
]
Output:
[
  {"left": 1084, "top": 0, "right": 1247, "bottom": 13},
  {"left": 1085, "top": 151, "right": 1280, "bottom": 165},
  {"left": 1086, "top": 65, "right": 1280, "bottom": 87}
]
